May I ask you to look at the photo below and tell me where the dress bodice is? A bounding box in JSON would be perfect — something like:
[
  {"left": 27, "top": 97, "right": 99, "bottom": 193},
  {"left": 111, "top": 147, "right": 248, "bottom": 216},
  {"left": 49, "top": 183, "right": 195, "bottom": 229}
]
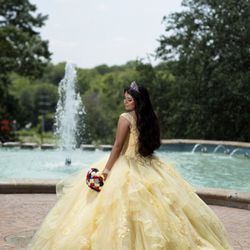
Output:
[{"left": 120, "top": 112, "right": 138, "bottom": 158}]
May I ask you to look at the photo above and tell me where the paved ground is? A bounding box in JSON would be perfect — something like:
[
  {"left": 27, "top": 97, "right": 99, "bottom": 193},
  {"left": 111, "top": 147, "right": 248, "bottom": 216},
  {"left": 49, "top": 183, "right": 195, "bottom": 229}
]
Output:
[{"left": 0, "top": 194, "right": 249, "bottom": 250}]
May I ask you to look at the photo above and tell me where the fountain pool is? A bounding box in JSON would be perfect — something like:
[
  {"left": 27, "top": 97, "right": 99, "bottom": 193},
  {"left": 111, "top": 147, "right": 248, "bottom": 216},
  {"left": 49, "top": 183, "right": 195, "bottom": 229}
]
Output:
[{"left": 0, "top": 147, "right": 249, "bottom": 192}]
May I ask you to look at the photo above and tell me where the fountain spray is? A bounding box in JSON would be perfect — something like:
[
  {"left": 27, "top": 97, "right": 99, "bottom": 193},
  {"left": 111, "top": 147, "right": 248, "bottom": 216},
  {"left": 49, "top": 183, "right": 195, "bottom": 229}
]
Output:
[{"left": 55, "top": 63, "right": 85, "bottom": 164}]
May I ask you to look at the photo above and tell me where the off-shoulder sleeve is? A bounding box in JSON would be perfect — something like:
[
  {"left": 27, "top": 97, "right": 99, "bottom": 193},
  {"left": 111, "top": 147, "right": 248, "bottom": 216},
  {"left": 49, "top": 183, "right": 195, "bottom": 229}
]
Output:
[{"left": 120, "top": 112, "right": 133, "bottom": 124}]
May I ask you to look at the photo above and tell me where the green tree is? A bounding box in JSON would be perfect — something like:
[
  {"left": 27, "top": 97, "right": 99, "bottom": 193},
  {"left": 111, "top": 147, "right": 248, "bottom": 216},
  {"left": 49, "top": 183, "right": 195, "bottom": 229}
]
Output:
[
  {"left": 0, "top": 0, "right": 51, "bottom": 118},
  {"left": 42, "top": 62, "right": 66, "bottom": 85},
  {"left": 157, "top": 0, "right": 250, "bottom": 141},
  {"left": 135, "top": 61, "right": 176, "bottom": 138},
  {"left": 0, "top": 0, "right": 51, "bottom": 76},
  {"left": 9, "top": 74, "right": 58, "bottom": 128}
]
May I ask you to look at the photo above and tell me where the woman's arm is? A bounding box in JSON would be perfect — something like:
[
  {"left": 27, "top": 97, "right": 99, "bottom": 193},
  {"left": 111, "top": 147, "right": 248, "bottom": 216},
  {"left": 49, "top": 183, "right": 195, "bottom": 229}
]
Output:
[{"left": 101, "top": 116, "right": 130, "bottom": 180}]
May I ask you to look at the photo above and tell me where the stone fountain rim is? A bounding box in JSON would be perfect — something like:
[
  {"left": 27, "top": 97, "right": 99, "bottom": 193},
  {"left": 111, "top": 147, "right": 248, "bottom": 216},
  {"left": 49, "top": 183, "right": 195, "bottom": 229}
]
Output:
[
  {"left": 1, "top": 139, "right": 250, "bottom": 148},
  {"left": 0, "top": 178, "right": 249, "bottom": 210},
  {"left": 161, "top": 139, "right": 250, "bottom": 148}
]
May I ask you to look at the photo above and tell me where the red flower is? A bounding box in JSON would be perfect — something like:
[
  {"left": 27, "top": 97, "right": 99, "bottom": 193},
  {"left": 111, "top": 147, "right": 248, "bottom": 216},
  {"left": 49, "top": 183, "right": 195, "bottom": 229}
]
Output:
[{"left": 86, "top": 168, "right": 104, "bottom": 192}]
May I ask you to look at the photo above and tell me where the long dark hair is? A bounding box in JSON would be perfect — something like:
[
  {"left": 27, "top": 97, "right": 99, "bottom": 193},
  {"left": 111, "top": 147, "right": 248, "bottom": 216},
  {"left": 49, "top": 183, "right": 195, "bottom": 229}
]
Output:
[{"left": 124, "top": 84, "right": 161, "bottom": 157}]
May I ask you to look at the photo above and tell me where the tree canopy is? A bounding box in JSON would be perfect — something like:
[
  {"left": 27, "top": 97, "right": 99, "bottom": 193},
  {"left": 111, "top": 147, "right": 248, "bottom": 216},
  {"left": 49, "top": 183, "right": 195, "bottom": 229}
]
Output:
[
  {"left": 156, "top": 0, "right": 250, "bottom": 141},
  {"left": 0, "top": 0, "right": 51, "bottom": 140},
  {"left": 0, "top": 0, "right": 51, "bottom": 77}
]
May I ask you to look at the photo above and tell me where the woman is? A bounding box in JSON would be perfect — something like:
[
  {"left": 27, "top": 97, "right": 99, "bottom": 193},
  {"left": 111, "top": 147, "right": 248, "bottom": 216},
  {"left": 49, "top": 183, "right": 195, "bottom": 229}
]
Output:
[{"left": 28, "top": 82, "right": 232, "bottom": 249}]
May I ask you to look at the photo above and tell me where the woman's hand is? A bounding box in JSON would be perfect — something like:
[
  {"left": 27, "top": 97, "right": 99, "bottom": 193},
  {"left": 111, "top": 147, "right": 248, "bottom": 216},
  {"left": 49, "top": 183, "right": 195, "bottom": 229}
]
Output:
[
  {"left": 101, "top": 172, "right": 108, "bottom": 181},
  {"left": 101, "top": 168, "right": 110, "bottom": 181}
]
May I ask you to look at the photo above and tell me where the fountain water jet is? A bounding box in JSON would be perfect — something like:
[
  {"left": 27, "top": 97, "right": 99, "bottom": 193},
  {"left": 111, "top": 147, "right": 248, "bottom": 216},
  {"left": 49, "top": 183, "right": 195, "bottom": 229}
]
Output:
[
  {"left": 191, "top": 144, "right": 202, "bottom": 153},
  {"left": 213, "top": 145, "right": 226, "bottom": 153},
  {"left": 54, "top": 63, "right": 85, "bottom": 163},
  {"left": 230, "top": 148, "right": 243, "bottom": 157}
]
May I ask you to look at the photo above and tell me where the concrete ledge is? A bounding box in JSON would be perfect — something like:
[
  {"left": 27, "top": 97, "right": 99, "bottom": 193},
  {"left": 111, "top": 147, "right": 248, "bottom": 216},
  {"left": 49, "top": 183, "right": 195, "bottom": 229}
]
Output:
[
  {"left": 1, "top": 140, "right": 249, "bottom": 149},
  {"left": 0, "top": 179, "right": 249, "bottom": 210},
  {"left": 20, "top": 143, "right": 39, "bottom": 149},
  {"left": 196, "top": 188, "right": 250, "bottom": 210},
  {"left": 41, "top": 144, "right": 57, "bottom": 150},
  {"left": 161, "top": 139, "right": 250, "bottom": 148},
  {"left": 0, "top": 179, "right": 58, "bottom": 194},
  {"left": 80, "top": 144, "right": 96, "bottom": 151},
  {"left": 2, "top": 142, "right": 21, "bottom": 148},
  {"left": 98, "top": 145, "right": 112, "bottom": 151}
]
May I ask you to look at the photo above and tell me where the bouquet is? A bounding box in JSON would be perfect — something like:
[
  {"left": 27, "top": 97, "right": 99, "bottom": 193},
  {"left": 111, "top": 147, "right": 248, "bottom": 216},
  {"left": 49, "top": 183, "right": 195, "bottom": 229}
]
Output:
[{"left": 86, "top": 168, "right": 104, "bottom": 192}]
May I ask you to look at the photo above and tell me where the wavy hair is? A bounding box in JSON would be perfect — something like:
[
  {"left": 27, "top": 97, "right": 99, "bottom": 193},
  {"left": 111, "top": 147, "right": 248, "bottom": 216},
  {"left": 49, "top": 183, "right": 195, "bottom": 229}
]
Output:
[{"left": 124, "top": 85, "right": 161, "bottom": 157}]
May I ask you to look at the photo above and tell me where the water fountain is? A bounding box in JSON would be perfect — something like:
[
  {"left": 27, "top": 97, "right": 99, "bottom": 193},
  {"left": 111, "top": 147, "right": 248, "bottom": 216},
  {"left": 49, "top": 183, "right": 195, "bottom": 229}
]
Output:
[
  {"left": 1, "top": 63, "right": 250, "bottom": 191},
  {"left": 230, "top": 148, "right": 243, "bottom": 157},
  {"left": 191, "top": 144, "right": 202, "bottom": 153},
  {"left": 191, "top": 144, "right": 207, "bottom": 153},
  {"left": 54, "top": 63, "right": 85, "bottom": 164},
  {"left": 213, "top": 145, "right": 226, "bottom": 153}
]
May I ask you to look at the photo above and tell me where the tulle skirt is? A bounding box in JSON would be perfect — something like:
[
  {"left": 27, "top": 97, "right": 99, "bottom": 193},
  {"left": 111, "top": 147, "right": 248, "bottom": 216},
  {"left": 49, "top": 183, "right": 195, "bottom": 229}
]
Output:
[{"left": 28, "top": 154, "right": 232, "bottom": 250}]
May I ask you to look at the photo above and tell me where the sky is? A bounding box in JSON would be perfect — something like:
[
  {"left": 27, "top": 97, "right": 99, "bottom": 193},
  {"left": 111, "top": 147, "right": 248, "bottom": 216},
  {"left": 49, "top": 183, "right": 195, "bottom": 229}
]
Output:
[{"left": 31, "top": 0, "right": 183, "bottom": 68}]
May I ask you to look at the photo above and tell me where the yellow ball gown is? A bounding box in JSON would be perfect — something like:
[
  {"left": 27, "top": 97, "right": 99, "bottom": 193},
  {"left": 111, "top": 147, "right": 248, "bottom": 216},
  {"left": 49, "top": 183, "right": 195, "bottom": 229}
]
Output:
[{"left": 28, "top": 112, "right": 233, "bottom": 250}]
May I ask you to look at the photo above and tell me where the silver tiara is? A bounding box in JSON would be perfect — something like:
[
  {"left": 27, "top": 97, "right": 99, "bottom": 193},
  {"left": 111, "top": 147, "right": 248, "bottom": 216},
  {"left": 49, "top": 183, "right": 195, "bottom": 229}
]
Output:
[{"left": 130, "top": 81, "right": 139, "bottom": 92}]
